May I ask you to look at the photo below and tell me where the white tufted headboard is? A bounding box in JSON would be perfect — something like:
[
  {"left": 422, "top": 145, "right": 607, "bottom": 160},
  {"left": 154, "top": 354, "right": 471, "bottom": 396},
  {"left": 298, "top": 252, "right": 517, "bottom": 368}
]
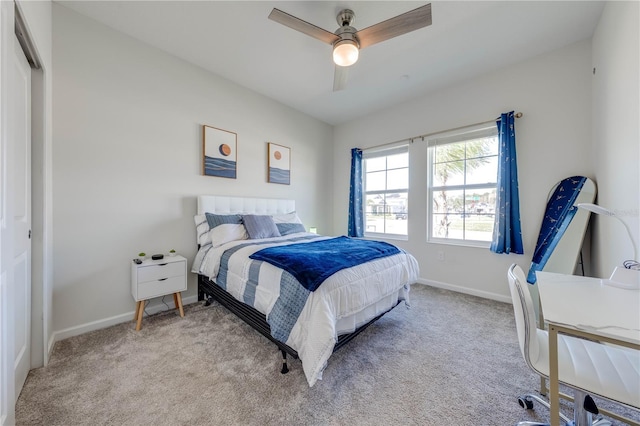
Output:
[{"left": 197, "top": 195, "right": 295, "bottom": 215}]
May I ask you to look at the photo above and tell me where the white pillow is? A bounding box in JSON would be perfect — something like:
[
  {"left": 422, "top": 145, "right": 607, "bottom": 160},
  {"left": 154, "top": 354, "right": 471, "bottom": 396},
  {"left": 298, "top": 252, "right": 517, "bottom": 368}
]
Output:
[
  {"left": 209, "top": 223, "right": 248, "bottom": 247},
  {"left": 271, "top": 211, "right": 303, "bottom": 224},
  {"left": 271, "top": 211, "right": 307, "bottom": 236},
  {"left": 194, "top": 214, "right": 211, "bottom": 246}
]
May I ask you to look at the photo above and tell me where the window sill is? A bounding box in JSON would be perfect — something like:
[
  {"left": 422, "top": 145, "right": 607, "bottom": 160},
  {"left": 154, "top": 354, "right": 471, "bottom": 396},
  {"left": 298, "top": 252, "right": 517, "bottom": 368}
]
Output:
[
  {"left": 428, "top": 238, "right": 490, "bottom": 249},
  {"left": 364, "top": 233, "right": 408, "bottom": 242}
]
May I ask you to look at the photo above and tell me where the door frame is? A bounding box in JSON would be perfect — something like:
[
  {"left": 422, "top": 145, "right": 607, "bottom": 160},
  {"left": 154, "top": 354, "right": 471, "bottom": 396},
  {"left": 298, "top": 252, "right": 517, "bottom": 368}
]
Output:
[
  {"left": 15, "top": 2, "right": 48, "bottom": 371},
  {"left": 0, "top": 3, "right": 17, "bottom": 424},
  {"left": 0, "top": 2, "right": 50, "bottom": 425},
  {"left": 12, "top": 25, "right": 32, "bottom": 402}
]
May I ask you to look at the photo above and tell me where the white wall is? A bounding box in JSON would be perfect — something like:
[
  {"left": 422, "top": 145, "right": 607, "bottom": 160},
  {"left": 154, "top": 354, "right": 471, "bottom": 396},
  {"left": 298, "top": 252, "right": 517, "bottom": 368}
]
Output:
[
  {"left": 52, "top": 5, "right": 333, "bottom": 337},
  {"left": 591, "top": 1, "right": 639, "bottom": 278},
  {"left": 49, "top": 0, "right": 640, "bottom": 340},
  {"left": 333, "top": 40, "right": 594, "bottom": 302}
]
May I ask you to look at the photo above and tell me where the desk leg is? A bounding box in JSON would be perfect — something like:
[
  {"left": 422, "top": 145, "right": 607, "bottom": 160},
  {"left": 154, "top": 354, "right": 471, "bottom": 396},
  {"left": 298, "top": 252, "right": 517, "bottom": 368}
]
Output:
[{"left": 549, "top": 324, "right": 560, "bottom": 426}]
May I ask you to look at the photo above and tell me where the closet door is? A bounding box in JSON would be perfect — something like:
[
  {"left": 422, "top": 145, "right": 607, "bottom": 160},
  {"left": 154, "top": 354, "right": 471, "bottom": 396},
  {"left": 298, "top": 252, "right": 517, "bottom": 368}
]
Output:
[{"left": 11, "top": 32, "right": 32, "bottom": 401}]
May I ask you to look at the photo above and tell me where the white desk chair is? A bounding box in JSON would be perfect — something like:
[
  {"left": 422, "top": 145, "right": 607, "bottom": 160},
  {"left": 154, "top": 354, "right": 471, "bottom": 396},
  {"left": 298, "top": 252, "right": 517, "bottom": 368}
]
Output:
[{"left": 508, "top": 264, "right": 640, "bottom": 426}]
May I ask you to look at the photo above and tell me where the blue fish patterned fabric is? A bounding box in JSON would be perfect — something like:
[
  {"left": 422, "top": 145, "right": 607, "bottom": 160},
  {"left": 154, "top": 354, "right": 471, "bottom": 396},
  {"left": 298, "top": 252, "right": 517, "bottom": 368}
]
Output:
[{"left": 527, "top": 176, "right": 587, "bottom": 283}]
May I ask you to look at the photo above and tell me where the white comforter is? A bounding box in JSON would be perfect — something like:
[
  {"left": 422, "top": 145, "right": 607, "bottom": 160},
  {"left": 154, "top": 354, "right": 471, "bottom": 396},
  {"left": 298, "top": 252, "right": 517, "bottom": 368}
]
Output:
[{"left": 192, "top": 233, "right": 419, "bottom": 386}]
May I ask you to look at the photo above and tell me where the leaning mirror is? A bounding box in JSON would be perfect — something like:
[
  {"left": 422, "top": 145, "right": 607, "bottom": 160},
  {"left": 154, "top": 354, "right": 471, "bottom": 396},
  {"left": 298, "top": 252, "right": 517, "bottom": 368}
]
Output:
[{"left": 526, "top": 176, "right": 597, "bottom": 323}]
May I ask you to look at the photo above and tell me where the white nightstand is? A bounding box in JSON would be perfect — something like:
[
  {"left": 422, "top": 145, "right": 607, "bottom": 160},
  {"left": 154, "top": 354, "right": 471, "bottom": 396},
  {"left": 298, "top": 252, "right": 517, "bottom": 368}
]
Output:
[{"left": 131, "top": 255, "right": 187, "bottom": 330}]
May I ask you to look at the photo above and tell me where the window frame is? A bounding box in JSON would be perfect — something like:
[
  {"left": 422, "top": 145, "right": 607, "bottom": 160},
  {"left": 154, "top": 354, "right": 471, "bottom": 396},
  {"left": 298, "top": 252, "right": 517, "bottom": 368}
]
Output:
[
  {"left": 362, "top": 144, "right": 409, "bottom": 240},
  {"left": 426, "top": 124, "right": 499, "bottom": 247}
]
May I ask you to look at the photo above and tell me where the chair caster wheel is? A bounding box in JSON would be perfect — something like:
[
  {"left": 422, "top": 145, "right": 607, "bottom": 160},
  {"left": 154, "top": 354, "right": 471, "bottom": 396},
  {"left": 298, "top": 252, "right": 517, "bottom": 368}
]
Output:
[{"left": 518, "top": 395, "right": 534, "bottom": 409}]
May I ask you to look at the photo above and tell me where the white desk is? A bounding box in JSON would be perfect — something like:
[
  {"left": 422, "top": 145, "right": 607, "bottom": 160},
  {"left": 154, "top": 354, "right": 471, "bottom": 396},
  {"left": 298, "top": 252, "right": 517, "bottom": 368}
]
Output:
[{"left": 537, "top": 271, "right": 640, "bottom": 426}]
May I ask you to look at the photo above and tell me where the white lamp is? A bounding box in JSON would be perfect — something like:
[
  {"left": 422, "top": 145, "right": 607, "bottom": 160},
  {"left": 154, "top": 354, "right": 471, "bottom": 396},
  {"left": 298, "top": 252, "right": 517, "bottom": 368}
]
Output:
[
  {"left": 333, "top": 39, "right": 359, "bottom": 67},
  {"left": 577, "top": 203, "right": 637, "bottom": 261},
  {"left": 577, "top": 202, "right": 639, "bottom": 289}
]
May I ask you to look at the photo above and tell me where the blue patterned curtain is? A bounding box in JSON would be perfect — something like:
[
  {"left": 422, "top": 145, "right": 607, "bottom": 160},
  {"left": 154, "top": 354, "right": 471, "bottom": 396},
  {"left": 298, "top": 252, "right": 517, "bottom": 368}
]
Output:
[
  {"left": 526, "top": 176, "right": 587, "bottom": 283},
  {"left": 348, "top": 148, "right": 364, "bottom": 237},
  {"left": 490, "top": 111, "right": 524, "bottom": 254}
]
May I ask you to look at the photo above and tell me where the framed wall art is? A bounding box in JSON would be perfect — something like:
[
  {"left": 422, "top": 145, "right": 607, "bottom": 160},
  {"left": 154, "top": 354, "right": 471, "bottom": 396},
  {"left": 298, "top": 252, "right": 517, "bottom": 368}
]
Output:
[
  {"left": 267, "top": 142, "right": 290, "bottom": 185},
  {"left": 203, "top": 125, "right": 237, "bottom": 179}
]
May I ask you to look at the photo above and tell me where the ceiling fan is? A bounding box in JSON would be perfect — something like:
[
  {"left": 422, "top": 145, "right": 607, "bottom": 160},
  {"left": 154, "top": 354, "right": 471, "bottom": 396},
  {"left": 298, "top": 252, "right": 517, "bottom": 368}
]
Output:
[{"left": 268, "top": 4, "right": 432, "bottom": 91}]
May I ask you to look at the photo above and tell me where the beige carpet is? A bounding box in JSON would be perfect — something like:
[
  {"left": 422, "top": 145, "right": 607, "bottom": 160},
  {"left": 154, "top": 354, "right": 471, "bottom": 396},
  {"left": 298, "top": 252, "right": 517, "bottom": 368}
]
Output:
[{"left": 15, "top": 285, "right": 639, "bottom": 425}]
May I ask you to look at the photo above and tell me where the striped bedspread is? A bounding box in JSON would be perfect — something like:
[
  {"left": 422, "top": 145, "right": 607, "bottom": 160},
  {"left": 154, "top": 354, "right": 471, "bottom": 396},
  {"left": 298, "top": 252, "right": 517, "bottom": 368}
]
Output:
[{"left": 192, "top": 233, "right": 419, "bottom": 387}]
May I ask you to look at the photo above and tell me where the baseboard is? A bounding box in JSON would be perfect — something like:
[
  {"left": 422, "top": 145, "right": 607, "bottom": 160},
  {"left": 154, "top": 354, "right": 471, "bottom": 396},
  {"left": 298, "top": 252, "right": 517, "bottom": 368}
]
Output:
[
  {"left": 50, "top": 295, "right": 199, "bottom": 347},
  {"left": 49, "top": 285, "right": 508, "bottom": 348},
  {"left": 416, "top": 278, "right": 511, "bottom": 304},
  {"left": 0, "top": 413, "right": 10, "bottom": 426},
  {"left": 47, "top": 333, "right": 55, "bottom": 361}
]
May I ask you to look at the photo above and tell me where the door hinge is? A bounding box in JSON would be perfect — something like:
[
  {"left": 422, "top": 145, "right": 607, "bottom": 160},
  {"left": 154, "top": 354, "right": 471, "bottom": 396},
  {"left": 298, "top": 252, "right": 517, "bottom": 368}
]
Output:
[{"left": 28, "top": 229, "right": 31, "bottom": 239}]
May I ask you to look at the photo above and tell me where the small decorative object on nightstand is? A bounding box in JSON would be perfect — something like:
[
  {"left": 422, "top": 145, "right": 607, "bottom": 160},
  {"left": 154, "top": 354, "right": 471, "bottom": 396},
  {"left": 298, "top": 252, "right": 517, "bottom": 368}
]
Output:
[
  {"left": 137, "top": 252, "right": 146, "bottom": 261},
  {"left": 131, "top": 255, "right": 187, "bottom": 331},
  {"left": 169, "top": 249, "right": 176, "bottom": 257}
]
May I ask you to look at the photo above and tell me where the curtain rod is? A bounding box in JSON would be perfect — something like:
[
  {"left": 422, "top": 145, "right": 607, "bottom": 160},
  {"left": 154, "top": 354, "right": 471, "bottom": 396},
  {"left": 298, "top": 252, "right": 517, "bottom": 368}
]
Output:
[{"left": 365, "top": 112, "right": 523, "bottom": 151}]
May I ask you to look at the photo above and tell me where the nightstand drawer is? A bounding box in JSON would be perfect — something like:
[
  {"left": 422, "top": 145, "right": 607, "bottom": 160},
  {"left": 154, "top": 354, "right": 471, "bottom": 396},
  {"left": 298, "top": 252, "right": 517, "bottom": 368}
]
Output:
[
  {"left": 137, "top": 261, "right": 184, "bottom": 283},
  {"left": 136, "top": 276, "right": 187, "bottom": 300}
]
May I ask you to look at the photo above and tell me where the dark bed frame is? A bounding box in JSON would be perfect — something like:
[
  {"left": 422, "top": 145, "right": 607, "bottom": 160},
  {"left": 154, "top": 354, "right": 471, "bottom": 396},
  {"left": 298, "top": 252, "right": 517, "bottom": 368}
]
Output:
[{"left": 197, "top": 274, "right": 399, "bottom": 374}]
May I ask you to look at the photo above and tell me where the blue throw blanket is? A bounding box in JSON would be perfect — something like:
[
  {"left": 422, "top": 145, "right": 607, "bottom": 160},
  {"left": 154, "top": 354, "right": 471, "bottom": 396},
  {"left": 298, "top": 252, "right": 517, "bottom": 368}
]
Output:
[{"left": 249, "top": 236, "right": 401, "bottom": 292}]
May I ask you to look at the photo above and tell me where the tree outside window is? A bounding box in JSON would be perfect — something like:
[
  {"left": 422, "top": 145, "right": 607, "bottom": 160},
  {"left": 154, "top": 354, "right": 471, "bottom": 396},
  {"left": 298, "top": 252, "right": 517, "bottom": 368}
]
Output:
[{"left": 429, "top": 126, "right": 498, "bottom": 244}]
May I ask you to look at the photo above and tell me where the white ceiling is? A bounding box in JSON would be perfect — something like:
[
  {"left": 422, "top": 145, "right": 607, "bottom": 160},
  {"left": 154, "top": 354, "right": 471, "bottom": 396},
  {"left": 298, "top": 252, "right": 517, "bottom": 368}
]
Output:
[{"left": 57, "top": 1, "right": 605, "bottom": 125}]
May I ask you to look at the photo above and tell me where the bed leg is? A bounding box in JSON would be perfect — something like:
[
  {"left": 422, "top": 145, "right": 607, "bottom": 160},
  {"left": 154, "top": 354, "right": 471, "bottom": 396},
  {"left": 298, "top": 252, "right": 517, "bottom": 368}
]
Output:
[
  {"left": 203, "top": 295, "right": 213, "bottom": 307},
  {"left": 280, "top": 350, "right": 289, "bottom": 374}
]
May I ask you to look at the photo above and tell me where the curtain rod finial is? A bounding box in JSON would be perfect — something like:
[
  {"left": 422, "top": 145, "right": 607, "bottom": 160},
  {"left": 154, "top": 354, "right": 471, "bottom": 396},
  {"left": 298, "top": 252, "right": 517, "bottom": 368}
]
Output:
[{"left": 515, "top": 112, "right": 523, "bottom": 118}]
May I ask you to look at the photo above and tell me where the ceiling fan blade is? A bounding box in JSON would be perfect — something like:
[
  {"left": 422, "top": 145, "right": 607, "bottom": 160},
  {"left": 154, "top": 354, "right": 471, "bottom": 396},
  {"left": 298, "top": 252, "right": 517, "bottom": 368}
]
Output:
[
  {"left": 356, "top": 3, "right": 432, "bottom": 49},
  {"left": 333, "top": 65, "right": 349, "bottom": 92},
  {"left": 269, "top": 8, "right": 339, "bottom": 45}
]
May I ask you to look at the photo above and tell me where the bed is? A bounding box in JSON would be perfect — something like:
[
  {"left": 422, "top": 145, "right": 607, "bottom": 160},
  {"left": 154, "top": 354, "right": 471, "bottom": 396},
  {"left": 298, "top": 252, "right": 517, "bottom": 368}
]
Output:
[{"left": 191, "top": 195, "right": 419, "bottom": 386}]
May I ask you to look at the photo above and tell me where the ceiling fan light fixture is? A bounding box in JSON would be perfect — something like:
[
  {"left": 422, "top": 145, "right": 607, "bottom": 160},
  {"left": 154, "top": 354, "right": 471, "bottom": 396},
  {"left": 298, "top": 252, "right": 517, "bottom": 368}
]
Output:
[
  {"left": 268, "top": 4, "right": 432, "bottom": 89},
  {"left": 333, "top": 39, "right": 359, "bottom": 67}
]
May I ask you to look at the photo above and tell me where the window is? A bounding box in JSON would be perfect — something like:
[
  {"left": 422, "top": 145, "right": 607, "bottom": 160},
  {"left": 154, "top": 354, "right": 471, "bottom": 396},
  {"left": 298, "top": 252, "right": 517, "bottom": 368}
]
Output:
[
  {"left": 427, "top": 125, "right": 498, "bottom": 245},
  {"left": 363, "top": 145, "right": 409, "bottom": 237}
]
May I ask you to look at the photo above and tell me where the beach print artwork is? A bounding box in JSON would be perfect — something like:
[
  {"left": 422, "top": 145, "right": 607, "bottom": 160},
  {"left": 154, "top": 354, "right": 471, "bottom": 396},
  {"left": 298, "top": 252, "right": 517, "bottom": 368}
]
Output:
[
  {"left": 268, "top": 143, "right": 290, "bottom": 185},
  {"left": 203, "top": 125, "right": 237, "bottom": 179}
]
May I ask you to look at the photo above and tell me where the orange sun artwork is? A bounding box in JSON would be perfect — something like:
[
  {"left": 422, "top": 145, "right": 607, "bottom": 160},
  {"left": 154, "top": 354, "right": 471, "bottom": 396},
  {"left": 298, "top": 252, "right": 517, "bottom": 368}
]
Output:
[
  {"left": 219, "top": 144, "right": 231, "bottom": 156},
  {"left": 268, "top": 142, "right": 290, "bottom": 185}
]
